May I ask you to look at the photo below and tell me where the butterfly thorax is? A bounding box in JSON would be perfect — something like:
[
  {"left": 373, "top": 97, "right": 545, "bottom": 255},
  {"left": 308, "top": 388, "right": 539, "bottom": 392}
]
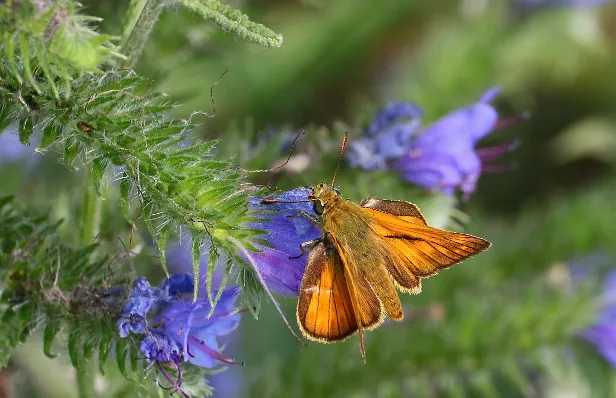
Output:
[{"left": 309, "top": 183, "right": 370, "bottom": 232}]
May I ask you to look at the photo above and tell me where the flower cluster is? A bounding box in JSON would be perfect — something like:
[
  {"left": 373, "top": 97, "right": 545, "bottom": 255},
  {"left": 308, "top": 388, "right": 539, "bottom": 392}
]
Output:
[
  {"left": 117, "top": 274, "right": 242, "bottom": 396},
  {"left": 347, "top": 88, "right": 519, "bottom": 198}
]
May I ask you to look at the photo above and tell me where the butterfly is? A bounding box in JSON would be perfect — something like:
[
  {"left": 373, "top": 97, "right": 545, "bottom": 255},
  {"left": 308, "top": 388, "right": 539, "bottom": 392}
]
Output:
[{"left": 264, "top": 134, "right": 491, "bottom": 362}]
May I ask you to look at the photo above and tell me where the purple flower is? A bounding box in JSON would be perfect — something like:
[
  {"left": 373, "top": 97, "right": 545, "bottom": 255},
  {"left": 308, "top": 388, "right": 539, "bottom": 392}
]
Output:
[
  {"left": 154, "top": 286, "right": 243, "bottom": 368},
  {"left": 394, "top": 88, "right": 509, "bottom": 197},
  {"left": 247, "top": 187, "right": 321, "bottom": 295},
  {"left": 160, "top": 274, "right": 194, "bottom": 297},
  {"left": 347, "top": 101, "right": 423, "bottom": 170},
  {"left": 580, "top": 270, "right": 616, "bottom": 367},
  {"left": 141, "top": 328, "right": 183, "bottom": 363},
  {"left": 117, "top": 274, "right": 244, "bottom": 396},
  {"left": 349, "top": 88, "right": 519, "bottom": 198},
  {"left": 117, "top": 277, "right": 167, "bottom": 337},
  {"left": 365, "top": 101, "right": 424, "bottom": 137}
]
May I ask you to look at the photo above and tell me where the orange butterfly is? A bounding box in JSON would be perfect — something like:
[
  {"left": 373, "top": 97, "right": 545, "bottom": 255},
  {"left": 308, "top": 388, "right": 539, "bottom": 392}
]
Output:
[{"left": 265, "top": 134, "right": 491, "bottom": 362}]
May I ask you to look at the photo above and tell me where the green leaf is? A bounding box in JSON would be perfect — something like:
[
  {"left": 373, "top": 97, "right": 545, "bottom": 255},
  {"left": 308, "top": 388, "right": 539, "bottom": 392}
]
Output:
[
  {"left": 116, "top": 340, "right": 130, "bottom": 380},
  {"left": 64, "top": 136, "right": 80, "bottom": 167},
  {"left": 83, "top": 338, "right": 94, "bottom": 361},
  {"left": 192, "top": 234, "right": 204, "bottom": 301},
  {"left": 143, "top": 206, "right": 171, "bottom": 276},
  {"left": 208, "top": 255, "right": 231, "bottom": 317},
  {"left": 68, "top": 330, "right": 82, "bottom": 368},
  {"left": 43, "top": 322, "right": 59, "bottom": 359},
  {"left": 18, "top": 33, "right": 41, "bottom": 94},
  {"left": 207, "top": 244, "right": 218, "bottom": 309},
  {"left": 34, "top": 39, "right": 59, "bottom": 99},
  {"left": 119, "top": 174, "right": 134, "bottom": 226},
  {"left": 19, "top": 118, "right": 33, "bottom": 146},
  {"left": 38, "top": 125, "right": 60, "bottom": 151},
  {"left": 130, "top": 345, "right": 139, "bottom": 381},
  {"left": 158, "top": 225, "right": 171, "bottom": 277},
  {"left": 91, "top": 157, "right": 109, "bottom": 196},
  {"left": 98, "top": 338, "right": 112, "bottom": 376},
  {"left": 3, "top": 30, "right": 22, "bottom": 84}
]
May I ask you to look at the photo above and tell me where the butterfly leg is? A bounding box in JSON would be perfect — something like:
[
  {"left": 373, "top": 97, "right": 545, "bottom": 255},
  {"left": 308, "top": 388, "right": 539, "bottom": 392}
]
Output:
[
  {"left": 286, "top": 210, "right": 319, "bottom": 224},
  {"left": 289, "top": 238, "right": 322, "bottom": 259}
]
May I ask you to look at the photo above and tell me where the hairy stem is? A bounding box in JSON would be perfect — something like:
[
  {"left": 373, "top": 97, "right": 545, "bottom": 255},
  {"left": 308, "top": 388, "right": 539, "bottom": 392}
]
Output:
[
  {"left": 79, "top": 170, "right": 102, "bottom": 246},
  {"left": 118, "top": 0, "right": 166, "bottom": 69},
  {"left": 178, "top": 0, "right": 283, "bottom": 48}
]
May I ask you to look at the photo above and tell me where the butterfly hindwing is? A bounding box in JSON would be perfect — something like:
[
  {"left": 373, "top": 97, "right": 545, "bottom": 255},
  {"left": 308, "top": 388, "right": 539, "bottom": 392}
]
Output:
[{"left": 297, "top": 241, "right": 358, "bottom": 342}]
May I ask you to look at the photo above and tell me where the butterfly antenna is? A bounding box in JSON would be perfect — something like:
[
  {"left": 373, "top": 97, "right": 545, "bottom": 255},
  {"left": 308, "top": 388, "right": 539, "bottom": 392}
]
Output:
[
  {"left": 244, "top": 130, "right": 305, "bottom": 174},
  {"left": 331, "top": 132, "right": 348, "bottom": 187}
]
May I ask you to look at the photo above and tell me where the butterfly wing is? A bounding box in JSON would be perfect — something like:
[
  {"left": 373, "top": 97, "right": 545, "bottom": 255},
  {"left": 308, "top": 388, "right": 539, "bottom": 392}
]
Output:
[
  {"left": 297, "top": 241, "right": 360, "bottom": 343},
  {"left": 361, "top": 198, "right": 491, "bottom": 293}
]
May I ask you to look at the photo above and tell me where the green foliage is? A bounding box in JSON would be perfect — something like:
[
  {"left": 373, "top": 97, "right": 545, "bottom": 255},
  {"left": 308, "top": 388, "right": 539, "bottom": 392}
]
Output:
[
  {"left": 2, "top": 0, "right": 616, "bottom": 397},
  {"left": 0, "top": 0, "right": 123, "bottom": 99},
  {"left": 0, "top": 0, "right": 289, "bottom": 394},
  {"left": 0, "top": 9, "right": 268, "bottom": 303},
  {"left": 0, "top": 196, "right": 116, "bottom": 369},
  {"left": 178, "top": 0, "right": 283, "bottom": 48},
  {"left": 246, "top": 279, "right": 597, "bottom": 398},
  {"left": 0, "top": 0, "right": 288, "bottom": 306},
  {"left": 0, "top": 197, "right": 222, "bottom": 396}
]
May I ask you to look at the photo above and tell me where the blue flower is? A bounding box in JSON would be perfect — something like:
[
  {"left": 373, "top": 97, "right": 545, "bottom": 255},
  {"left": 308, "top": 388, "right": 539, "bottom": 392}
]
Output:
[
  {"left": 347, "top": 101, "right": 423, "bottom": 170},
  {"left": 116, "top": 274, "right": 244, "bottom": 395},
  {"left": 348, "top": 88, "right": 518, "bottom": 198},
  {"left": 247, "top": 187, "right": 321, "bottom": 295},
  {"left": 117, "top": 277, "right": 166, "bottom": 337},
  {"left": 580, "top": 270, "right": 616, "bottom": 367},
  {"left": 394, "top": 88, "right": 502, "bottom": 197},
  {"left": 160, "top": 274, "right": 194, "bottom": 298},
  {"left": 141, "top": 328, "right": 183, "bottom": 363},
  {"left": 365, "top": 101, "right": 424, "bottom": 137},
  {"left": 153, "top": 286, "right": 243, "bottom": 368}
]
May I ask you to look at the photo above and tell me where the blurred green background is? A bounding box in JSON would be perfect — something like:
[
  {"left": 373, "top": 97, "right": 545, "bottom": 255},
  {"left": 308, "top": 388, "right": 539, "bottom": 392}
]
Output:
[{"left": 3, "top": 0, "right": 616, "bottom": 397}]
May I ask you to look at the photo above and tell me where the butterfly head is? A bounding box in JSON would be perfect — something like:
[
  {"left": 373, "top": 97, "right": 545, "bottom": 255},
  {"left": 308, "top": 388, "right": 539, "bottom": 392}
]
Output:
[{"left": 309, "top": 183, "right": 340, "bottom": 215}]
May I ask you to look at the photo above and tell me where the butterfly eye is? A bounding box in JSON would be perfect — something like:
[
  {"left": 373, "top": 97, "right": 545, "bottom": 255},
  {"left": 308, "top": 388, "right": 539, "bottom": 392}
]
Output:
[
  {"left": 313, "top": 200, "right": 324, "bottom": 215},
  {"left": 333, "top": 187, "right": 340, "bottom": 195}
]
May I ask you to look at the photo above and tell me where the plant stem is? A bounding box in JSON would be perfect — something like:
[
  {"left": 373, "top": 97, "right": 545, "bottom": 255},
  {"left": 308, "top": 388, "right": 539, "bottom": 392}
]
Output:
[
  {"left": 76, "top": 366, "right": 96, "bottom": 398},
  {"left": 118, "top": 0, "right": 165, "bottom": 69},
  {"left": 80, "top": 170, "right": 102, "bottom": 246}
]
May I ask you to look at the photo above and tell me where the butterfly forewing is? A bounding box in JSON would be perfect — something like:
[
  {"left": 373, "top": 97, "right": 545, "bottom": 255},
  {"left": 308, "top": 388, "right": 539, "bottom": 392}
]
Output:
[
  {"left": 360, "top": 199, "right": 490, "bottom": 292},
  {"left": 361, "top": 197, "right": 427, "bottom": 225}
]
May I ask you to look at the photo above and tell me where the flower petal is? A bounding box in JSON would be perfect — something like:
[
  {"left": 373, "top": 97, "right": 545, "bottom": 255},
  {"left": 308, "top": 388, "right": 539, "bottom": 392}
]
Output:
[
  {"left": 159, "top": 274, "right": 194, "bottom": 298},
  {"left": 366, "top": 101, "right": 423, "bottom": 137},
  {"left": 395, "top": 149, "right": 481, "bottom": 194},
  {"left": 121, "top": 277, "right": 165, "bottom": 318},
  {"left": 140, "top": 329, "right": 182, "bottom": 363},
  {"left": 414, "top": 103, "right": 498, "bottom": 147},
  {"left": 580, "top": 323, "right": 616, "bottom": 368},
  {"left": 347, "top": 120, "right": 421, "bottom": 170},
  {"left": 248, "top": 187, "right": 321, "bottom": 295},
  {"left": 186, "top": 335, "right": 219, "bottom": 368}
]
